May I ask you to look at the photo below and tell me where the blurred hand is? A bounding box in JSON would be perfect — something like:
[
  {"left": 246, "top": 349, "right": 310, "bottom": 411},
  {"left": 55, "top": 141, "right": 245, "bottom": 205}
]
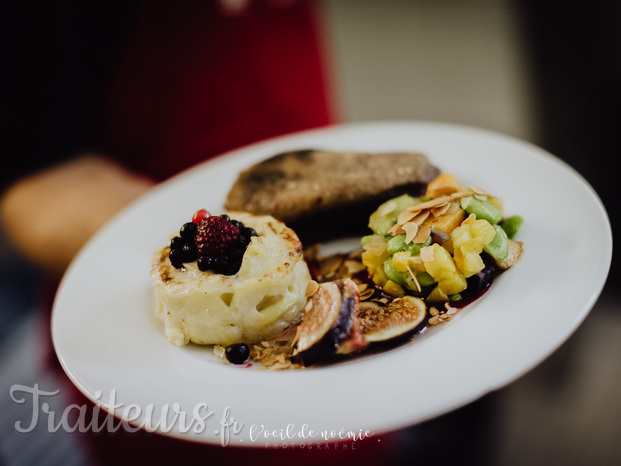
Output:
[{"left": 1, "top": 155, "right": 155, "bottom": 278}]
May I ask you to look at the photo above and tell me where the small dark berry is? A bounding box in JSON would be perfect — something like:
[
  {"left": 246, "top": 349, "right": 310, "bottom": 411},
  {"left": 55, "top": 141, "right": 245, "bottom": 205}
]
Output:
[
  {"left": 197, "top": 256, "right": 213, "bottom": 271},
  {"left": 212, "top": 254, "right": 230, "bottom": 274},
  {"left": 182, "top": 242, "right": 198, "bottom": 262},
  {"left": 169, "top": 248, "right": 185, "bottom": 269},
  {"left": 238, "top": 234, "right": 250, "bottom": 247},
  {"left": 225, "top": 343, "right": 250, "bottom": 364},
  {"left": 226, "top": 260, "right": 243, "bottom": 275},
  {"left": 220, "top": 214, "right": 230, "bottom": 222},
  {"left": 170, "top": 236, "right": 185, "bottom": 250},
  {"left": 242, "top": 227, "right": 257, "bottom": 238},
  {"left": 180, "top": 222, "right": 197, "bottom": 241},
  {"left": 231, "top": 220, "right": 242, "bottom": 229}
]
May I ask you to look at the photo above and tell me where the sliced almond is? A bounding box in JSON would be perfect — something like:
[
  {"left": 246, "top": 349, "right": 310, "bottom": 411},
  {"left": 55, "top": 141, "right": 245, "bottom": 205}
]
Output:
[
  {"left": 406, "top": 265, "right": 422, "bottom": 292},
  {"left": 403, "top": 222, "right": 419, "bottom": 244},
  {"left": 380, "top": 200, "right": 398, "bottom": 216},
  {"left": 468, "top": 185, "right": 489, "bottom": 196},
  {"left": 460, "top": 196, "right": 473, "bottom": 210},
  {"left": 420, "top": 246, "right": 435, "bottom": 262},
  {"left": 413, "top": 225, "right": 432, "bottom": 243},
  {"left": 304, "top": 280, "right": 319, "bottom": 298},
  {"left": 359, "top": 288, "right": 374, "bottom": 301},
  {"left": 430, "top": 202, "right": 450, "bottom": 217},
  {"left": 450, "top": 191, "right": 473, "bottom": 199},
  {"left": 405, "top": 195, "right": 454, "bottom": 213},
  {"left": 397, "top": 209, "right": 418, "bottom": 225},
  {"left": 387, "top": 223, "right": 405, "bottom": 236},
  {"left": 412, "top": 210, "right": 430, "bottom": 225}
]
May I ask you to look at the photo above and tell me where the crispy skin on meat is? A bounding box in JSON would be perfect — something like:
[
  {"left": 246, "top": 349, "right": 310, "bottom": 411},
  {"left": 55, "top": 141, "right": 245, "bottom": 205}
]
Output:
[{"left": 225, "top": 150, "right": 440, "bottom": 242}]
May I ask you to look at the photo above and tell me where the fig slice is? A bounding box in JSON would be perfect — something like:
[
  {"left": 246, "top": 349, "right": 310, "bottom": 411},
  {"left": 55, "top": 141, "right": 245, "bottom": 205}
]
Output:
[
  {"left": 358, "top": 296, "right": 426, "bottom": 343},
  {"left": 294, "top": 278, "right": 361, "bottom": 365}
]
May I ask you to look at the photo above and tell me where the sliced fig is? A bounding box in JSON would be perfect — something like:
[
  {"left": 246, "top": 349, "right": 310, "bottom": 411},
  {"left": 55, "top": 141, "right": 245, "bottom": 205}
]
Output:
[
  {"left": 294, "top": 278, "right": 361, "bottom": 365},
  {"left": 335, "top": 280, "right": 366, "bottom": 355},
  {"left": 358, "top": 296, "right": 426, "bottom": 343}
]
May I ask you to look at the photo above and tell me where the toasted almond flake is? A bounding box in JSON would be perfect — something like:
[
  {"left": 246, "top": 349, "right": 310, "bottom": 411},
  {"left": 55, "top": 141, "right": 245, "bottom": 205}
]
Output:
[
  {"left": 428, "top": 315, "right": 441, "bottom": 325},
  {"left": 468, "top": 185, "right": 489, "bottom": 196},
  {"left": 397, "top": 209, "right": 418, "bottom": 225},
  {"left": 439, "top": 314, "right": 451, "bottom": 321},
  {"left": 406, "top": 265, "right": 422, "bottom": 292},
  {"left": 406, "top": 195, "right": 454, "bottom": 213},
  {"left": 463, "top": 213, "right": 477, "bottom": 225},
  {"left": 359, "top": 289, "right": 374, "bottom": 301},
  {"left": 429, "top": 306, "right": 439, "bottom": 316},
  {"left": 403, "top": 222, "right": 419, "bottom": 244},
  {"left": 446, "top": 307, "right": 458, "bottom": 315},
  {"left": 473, "top": 194, "right": 488, "bottom": 202},
  {"left": 460, "top": 196, "right": 473, "bottom": 210},
  {"left": 357, "top": 282, "right": 368, "bottom": 292},
  {"left": 344, "top": 260, "right": 366, "bottom": 275},
  {"left": 380, "top": 200, "right": 398, "bottom": 216},
  {"left": 408, "top": 255, "right": 422, "bottom": 265},
  {"left": 304, "top": 300, "right": 313, "bottom": 312},
  {"left": 412, "top": 210, "right": 430, "bottom": 225},
  {"left": 305, "top": 280, "right": 319, "bottom": 297},
  {"left": 387, "top": 223, "right": 405, "bottom": 236},
  {"left": 450, "top": 191, "right": 473, "bottom": 199},
  {"left": 420, "top": 246, "right": 434, "bottom": 262},
  {"left": 431, "top": 202, "right": 450, "bottom": 217},
  {"left": 413, "top": 225, "right": 431, "bottom": 243}
]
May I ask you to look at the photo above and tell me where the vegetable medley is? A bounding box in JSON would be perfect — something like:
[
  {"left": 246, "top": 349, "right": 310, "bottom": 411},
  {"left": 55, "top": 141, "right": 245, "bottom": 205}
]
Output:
[{"left": 361, "top": 173, "right": 523, "bottom": 303}]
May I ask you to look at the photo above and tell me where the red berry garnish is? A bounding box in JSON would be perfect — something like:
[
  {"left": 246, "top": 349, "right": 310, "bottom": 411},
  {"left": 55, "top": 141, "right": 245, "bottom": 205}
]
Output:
[
  {"left": 192, "top": 209, "right": 211, "bottom": 224},
  {"left": 194, "top": 216, "right": 240, "bottom": 257}
]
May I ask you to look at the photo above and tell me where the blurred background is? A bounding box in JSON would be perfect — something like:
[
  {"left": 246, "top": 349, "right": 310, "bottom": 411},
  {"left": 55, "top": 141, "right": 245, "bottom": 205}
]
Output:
[{"left": 1, "top": 0, "right": 619, "bottom": 465}]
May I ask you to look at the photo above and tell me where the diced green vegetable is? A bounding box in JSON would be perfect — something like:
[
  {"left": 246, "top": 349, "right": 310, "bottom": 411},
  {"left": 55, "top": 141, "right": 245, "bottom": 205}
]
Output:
[
  {"left": 464, "top": 197, "right": 502, "bottom": 224},
  {"left": 368, "top": 194, "right": 417, "bottom": 235},
  {"left": 383, "top": 257, "right": 410, "bottom": 288},
  {"left": 483, "top": 224, "right": 509, "bottom": 261},
  {"left": 386, "top": 234, "right": 432, "bottom": 255},
  {"left": 383, "top": 258, "right": 434, "bottom": 292},
  {"left": 500, "top": 215, "right": 523, "bottom": 239},
  {"left": 416, "top": 271, "right": 436, "bottom": 287}
]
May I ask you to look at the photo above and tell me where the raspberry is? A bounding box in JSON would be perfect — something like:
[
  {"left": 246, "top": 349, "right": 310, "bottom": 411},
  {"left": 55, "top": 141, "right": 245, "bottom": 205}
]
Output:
[{"left": 194, "top": 216, "right": 241, "bottom": 257}]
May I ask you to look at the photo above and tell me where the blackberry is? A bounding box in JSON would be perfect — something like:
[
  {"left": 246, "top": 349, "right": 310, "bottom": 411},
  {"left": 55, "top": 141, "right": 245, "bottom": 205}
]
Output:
[
  {"left": 170, "top": 236, "right": 184, "bottom": 250},
  {"left": 180, "top": 222, "right": 197, "bottom": 241},
  {"left": 169, "top": 248, "right": 185, "bottom": 269},
  {"left": 181, "top": 242, "right": 198, "bottom": 262},
  {"left": 225, "top": 343, "right": 250, "bottom": 364}
]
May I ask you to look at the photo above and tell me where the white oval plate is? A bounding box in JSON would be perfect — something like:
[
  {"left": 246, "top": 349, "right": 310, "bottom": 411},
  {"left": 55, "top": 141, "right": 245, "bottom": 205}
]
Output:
[{"left": 52, "top": 121, "right": 612, "bottom": 447}]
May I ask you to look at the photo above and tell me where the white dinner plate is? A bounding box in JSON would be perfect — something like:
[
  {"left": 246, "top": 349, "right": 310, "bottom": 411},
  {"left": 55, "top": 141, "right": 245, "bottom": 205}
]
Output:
[{"left": 52, "top": 121, "right": 612, "bottom": 447}]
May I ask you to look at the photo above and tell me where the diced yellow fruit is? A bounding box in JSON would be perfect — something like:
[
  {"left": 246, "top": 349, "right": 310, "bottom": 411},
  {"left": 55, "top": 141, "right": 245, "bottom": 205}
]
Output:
[
  {"left": 422, "top": 202, "right": 465, "bottom": 234},
  {"left": 450, "top": 218, "right": 496, "bottom": 277},
  {"left": 391, "top": 251, "right": 412, "bottom": 272},
  {"left": 420, "top": 244, "right": 467, "bottom": 294},
  {"left": 439, "top": 274, "right": 468, "bottom": 295},
  {"left": 451, "top": 218, "right": 496, "bottom": 252},
  {"left": 372, "top": 266, "right": 388, "bottom": 287},
  {"left": 426, "top": 285, "right": 449, "bottom": 302},
  {"left": 426, "top": 173, "right": 462, "bottom": 198},
  {"left": 454, "top": 248, "right": 485, "bottom": 278},
  {"left": 383, "top": 280, "right": 405, "bottom": 298},
  {"left": 362, "top": 235, "right": 390, "bottom": 276}
]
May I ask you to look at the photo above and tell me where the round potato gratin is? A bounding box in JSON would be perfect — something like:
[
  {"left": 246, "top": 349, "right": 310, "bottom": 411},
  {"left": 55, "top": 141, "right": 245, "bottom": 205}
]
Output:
[{"left": 151, "top": 212, "right": 311, "bottom": 346}]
